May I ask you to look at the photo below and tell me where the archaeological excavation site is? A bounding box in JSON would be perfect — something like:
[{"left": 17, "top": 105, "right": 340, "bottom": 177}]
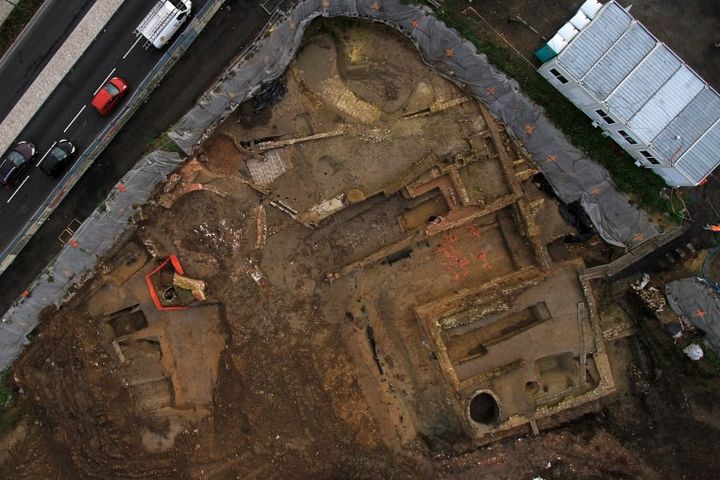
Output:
[{"left": 3, "top": 6, "right": 720, "bottom": 479}]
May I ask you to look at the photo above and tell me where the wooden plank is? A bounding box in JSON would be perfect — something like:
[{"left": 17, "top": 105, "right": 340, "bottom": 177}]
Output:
[
  {"left": 577, "top": 301, "right": 588, "bottom": 388},
  {"left": 325, "top": 232, "right": 423, "bottom": 282},
  {"left": 383, "top": 152, "right": 440, "bottom": 196},
  {"left": 457, "top": 359, "right": 526, "bottom": 391}
]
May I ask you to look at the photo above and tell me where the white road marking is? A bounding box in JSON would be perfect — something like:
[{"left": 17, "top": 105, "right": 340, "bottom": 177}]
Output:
[
  {"left": 93, "top": 67, "right": 117, "bottom": 96},
  {"left": 7, "top": 175, "right": 30, "bottom": 204},
  {"left": 122, "top": 36, "right": 142, "bottom": 59},
  {"left": 36, "top": 141, "right": 58, "bottom": 167},
  {"left": 63, "top": 105, "right": 86, "bottom": 133}
]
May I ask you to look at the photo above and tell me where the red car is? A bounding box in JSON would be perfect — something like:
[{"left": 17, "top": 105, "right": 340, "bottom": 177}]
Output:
[{"left": 91, "top": 77, "right": 129, "bottom": 116}]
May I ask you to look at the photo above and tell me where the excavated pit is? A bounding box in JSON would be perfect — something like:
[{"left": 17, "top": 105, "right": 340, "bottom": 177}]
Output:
[{"left": 1, "top": 19, "right": 625, "bottom": 479}]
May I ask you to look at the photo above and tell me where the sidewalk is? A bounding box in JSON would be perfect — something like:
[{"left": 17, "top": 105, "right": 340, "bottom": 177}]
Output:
[
  {"left": 0, "top": 0, "right": 124, "bottom": 156},
  {"left": 0, "top": 3, "right": 13, "bottom": 27}
]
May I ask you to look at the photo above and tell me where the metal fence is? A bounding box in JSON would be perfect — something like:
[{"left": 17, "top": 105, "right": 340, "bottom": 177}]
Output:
[{"left": 0, "top": 0, "right": 227, "bottom": 276}]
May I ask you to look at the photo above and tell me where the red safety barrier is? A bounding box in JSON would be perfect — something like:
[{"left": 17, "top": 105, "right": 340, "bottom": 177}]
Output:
[{"left": 144, "top": 255, "right": 188, "bottom": 311}]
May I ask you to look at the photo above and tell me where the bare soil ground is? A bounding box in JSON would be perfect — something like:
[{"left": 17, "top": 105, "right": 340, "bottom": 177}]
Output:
[{"left": 1, "top": 11, "right": 720, "bottom": 480}]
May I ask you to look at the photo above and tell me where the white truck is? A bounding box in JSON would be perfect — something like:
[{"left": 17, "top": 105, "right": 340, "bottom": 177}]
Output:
[{"left": 135, "top": 0, "right": 192, "bottom": 49}]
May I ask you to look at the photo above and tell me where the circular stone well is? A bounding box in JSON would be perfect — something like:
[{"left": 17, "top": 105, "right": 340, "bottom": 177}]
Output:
[{"left": 468, "top": 390, "right": 501, "bottom": 427}]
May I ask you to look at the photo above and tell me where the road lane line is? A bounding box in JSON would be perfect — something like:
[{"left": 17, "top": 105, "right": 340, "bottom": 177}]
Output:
[
  {"left": 93, "top": 67, "right": 117, "bottom": 95},
  {"left": 36, "top": 141, "right": 58, "bottom": 167},
  {"left": 122, "top": 36, "right": 142, "bottom": 59},
  {"left": 0, "top": 0, "right": 127, "bottom": 161},
  {"left": 63, "top": 105, "right": 86, "bottom": 133},
  {"left": 7, "top": 175, "right": 30, "bottom": 204}
]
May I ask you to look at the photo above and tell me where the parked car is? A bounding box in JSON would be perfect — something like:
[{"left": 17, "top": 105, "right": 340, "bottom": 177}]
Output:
[
  {"left": 137, "top": 0, "right": 191, "bottom": 49},
  {"left": 0, "top": 141, "right": 35, "bottom": 186},
  {"left": 91, "top": 76, "right": 129, "bottom": 116},
  {"left": 40, "top": 140, "right": 76, "bottom": 177}
]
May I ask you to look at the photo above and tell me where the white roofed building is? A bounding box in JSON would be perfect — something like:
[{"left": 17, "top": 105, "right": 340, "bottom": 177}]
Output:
[{"left": 537, "top": 0, "right": 720, "bottom": 187}]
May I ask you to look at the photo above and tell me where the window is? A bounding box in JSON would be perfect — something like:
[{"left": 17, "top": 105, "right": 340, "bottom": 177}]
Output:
[
  {"left": 595, "top": 109, "right": 615, "bottom": 125},
  {"left": 549, "top": 68, "right": 569, "bottom": 84},
  {"left": 104, "top": 83, "right": 120, "bottom": 96},
  {"left": 618, "top": 130, "right": 637, "bottom": 145},
  {"left": 50, "top": 146, "right": 67, "bottom": 161},
  {"left": 169, "top": 0, "right": 189, "bottom": 10},
  {"left": 640, "top": 150, "right": 660, "bottom": 165},
  {"left": 7, "top": 151, "right": 24, "bottom": 166}
]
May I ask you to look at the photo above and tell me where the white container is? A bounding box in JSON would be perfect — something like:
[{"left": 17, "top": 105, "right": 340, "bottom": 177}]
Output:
[
  {"left": 569, "top": 11, "right": 591, "bottom": 30},
  {"left": 557, "top": 22, "right": 579, "bottom": 42},
  {"left": 547, "top": 33, "right": 569, "bottom": 54},
  {"left": 580, "top": 0, "right": 602, "bottom": 19}
]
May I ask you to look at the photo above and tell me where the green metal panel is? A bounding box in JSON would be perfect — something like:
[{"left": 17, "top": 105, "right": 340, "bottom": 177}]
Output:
[{"left": 534, "top": 44, "right": 557, "bottom": 63}]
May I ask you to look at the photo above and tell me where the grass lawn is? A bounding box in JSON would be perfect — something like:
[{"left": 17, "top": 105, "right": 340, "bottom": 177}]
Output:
[{"left": 144, "top": 131, "right": 184, "bottom": 156}]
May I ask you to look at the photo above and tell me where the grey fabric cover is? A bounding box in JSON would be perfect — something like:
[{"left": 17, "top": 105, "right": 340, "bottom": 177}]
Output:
[
  {"left": 666, "top": 277, "right": 720, "bottom": 353},
  {"left": 0, "top": 151, "right": 183, "bottom": 370},
  {"left": 0, "top": 0, "right": 663, "bottom": 370},
  {"left": 170, "top": 0, "right": 659, "bottom": 249}
]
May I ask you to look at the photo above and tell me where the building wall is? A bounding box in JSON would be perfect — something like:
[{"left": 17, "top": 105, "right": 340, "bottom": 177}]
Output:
[
  {"left": 654, "top": 166, "right": 694, "bottom": 186},
  {"left": 538, "top": 57, "right": 697, "bottom": 186}
]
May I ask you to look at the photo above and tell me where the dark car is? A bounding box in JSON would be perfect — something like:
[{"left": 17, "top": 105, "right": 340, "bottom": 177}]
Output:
[
  {"left": 91, "top": 76, "right": 129, "bottom": 116},
  {"left": 40, "top": 140, "right": 76, "bottom": 177},
  {"left": 0, "top": 141, "right": 35, "bottom": 186}
]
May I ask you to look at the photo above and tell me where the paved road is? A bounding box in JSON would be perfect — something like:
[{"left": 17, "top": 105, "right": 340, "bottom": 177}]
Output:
[
  {"left": 0, "top": 0, "right": 97, "bottom": 122},
  {"left": 0, "top": 1, "right": 212, "bottom": 250},
  {"left": 0, "top": 0, "right": 275, "bottom": 313}
]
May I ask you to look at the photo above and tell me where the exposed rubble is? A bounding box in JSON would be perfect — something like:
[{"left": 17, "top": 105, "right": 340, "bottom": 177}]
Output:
[{"left": 2, "top": 18, "right": 720, "bottom": 480}]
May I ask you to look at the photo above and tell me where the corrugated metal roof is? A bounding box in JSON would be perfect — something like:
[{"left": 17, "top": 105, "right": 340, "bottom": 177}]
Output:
[
  {"left": 653, "top": 88, "right": 720, "bottom": 161},
  {"left": 629, "top": 66, "right": 705, "bottom": 143},
  {"left": 675, "top": 121, "right": 720, "bottom": 183},
  {"left": 546, "top": 0, "right": 720, "bottom": 185},
  {"left": 583, "top": 22, "right": 656, "bottom": 100},
  {"left": 606, "top": 46, "right": 680, "bottom": 122},
  {"left": 558, "top": 2, "right": 631, "bottom": 79}
]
